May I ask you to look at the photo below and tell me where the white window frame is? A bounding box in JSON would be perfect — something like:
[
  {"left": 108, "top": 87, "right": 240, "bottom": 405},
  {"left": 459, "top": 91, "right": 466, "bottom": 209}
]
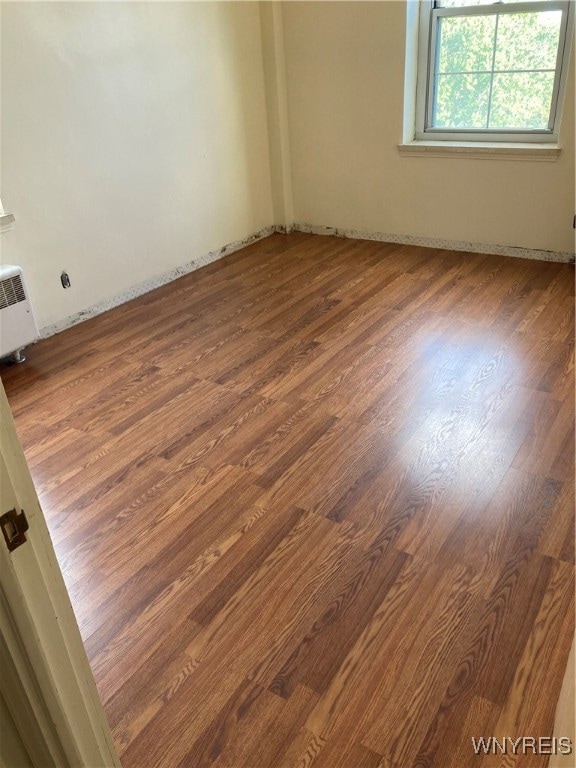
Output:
[{"left": 415, "top": 0, "right": 574, "bottom": 143}]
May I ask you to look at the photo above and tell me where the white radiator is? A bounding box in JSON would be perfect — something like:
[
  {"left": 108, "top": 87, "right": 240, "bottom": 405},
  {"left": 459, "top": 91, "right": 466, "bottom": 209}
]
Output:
[{"left": 0, "top": 265, "right": 39, "bottom": 362}]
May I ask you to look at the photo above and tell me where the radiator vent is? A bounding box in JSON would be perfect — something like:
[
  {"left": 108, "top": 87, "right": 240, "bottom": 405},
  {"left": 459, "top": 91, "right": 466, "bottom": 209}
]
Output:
[{"left": 0, "top": 275, "right": 26, "bottom": 310}]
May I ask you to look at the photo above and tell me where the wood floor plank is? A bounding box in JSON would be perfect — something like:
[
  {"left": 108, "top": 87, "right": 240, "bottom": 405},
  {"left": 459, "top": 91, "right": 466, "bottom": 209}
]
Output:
[
  {"left": 361, "top": 564, "right": 477, "bottom": 764},
  {"left": 1, "top": 233, "right": 573, "bottom": 768},
  {"left": 267, "top": 541, "right": 408, "bottom": 699},
  {"left": 415, "top": 695, "right": 501, "bottom": 768},
  {"left": 480, "top": 560, "right": 574, "bottom": 768},
  {"left": 82, "top": 469, "right": 263, "bottom": 678}
]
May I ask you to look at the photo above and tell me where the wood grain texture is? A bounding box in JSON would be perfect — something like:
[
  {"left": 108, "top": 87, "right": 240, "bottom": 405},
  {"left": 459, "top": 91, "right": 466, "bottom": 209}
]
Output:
[{"left": 2, "top": 233, "right": 574, "bottom": 768}]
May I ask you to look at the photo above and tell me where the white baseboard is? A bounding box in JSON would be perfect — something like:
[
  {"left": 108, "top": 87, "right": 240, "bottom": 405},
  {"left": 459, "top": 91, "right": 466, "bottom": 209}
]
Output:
[
  {"left": 39, "top": 226, "right": 276, "bottom": 339},
  {"left": 292, "top": 222, "right": 576, "bottom": 264}
]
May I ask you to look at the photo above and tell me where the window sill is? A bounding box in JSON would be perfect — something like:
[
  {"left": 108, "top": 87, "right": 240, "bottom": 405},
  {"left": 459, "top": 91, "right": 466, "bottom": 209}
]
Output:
[{"left": 398, "top": 141, "right": 561, "bottom": 161}]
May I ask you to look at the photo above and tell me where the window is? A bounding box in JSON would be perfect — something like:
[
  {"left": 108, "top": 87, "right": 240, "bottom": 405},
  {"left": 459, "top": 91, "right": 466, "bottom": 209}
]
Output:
[{"left": 415, "top": 0, "right": 574, "bottom": 142}]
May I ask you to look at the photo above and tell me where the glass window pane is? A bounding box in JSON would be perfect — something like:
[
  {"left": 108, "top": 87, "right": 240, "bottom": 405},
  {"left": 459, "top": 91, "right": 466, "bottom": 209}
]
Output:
[
  {"left": 438, "top": 1, "right": 487, "bottom": 7},
  {"left": 495, "top": 10, "right": 562, "bottom": 71},
  {"left": 438, "top": 15, "right": 496, "bottom": 73},
  {"left": 433, "top": 73, "right": 491, "bottom": 128},
  {"left": 439, "top": 0, "right": 547, "bottom": 5},
  {"left": 489, "top": 71, "right": 555, "bottom": 129}
]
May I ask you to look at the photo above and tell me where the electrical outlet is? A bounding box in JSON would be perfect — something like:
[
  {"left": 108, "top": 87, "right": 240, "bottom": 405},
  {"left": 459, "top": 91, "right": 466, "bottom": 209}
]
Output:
[{"left": 61, "top": 271, "right": 71, "bottom": 289}]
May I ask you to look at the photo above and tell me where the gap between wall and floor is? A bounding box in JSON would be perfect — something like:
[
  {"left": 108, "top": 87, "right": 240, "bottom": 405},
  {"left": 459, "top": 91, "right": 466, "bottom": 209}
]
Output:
[{"left": 38, "top": 222, "right": 574, "bottom": 340}]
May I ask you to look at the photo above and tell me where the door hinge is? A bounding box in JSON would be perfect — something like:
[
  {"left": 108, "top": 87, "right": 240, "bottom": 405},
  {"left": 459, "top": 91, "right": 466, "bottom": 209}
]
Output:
[{"left": 0, "top": 508, "right": 29, "bottom": 552}]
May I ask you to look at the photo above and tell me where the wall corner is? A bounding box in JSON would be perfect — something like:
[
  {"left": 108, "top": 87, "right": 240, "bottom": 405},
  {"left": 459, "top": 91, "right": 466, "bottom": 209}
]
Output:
[{"left": 259, "top": 1, "right": 295, "bottom": 229}]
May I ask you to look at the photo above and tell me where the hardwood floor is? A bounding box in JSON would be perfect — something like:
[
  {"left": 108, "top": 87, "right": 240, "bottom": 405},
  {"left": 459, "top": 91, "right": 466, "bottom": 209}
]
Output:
[{"left": 2, "top": 233, "right": 574, "bottom": 768}]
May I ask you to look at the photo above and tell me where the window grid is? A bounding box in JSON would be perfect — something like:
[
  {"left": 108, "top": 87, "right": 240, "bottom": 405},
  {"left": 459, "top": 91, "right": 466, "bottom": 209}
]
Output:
[
  {"left": 414, "top": 0, "right": 573, "bottom": 142},
  {"left": 484, "top": 11, "right": 499, "bottom": 128}
]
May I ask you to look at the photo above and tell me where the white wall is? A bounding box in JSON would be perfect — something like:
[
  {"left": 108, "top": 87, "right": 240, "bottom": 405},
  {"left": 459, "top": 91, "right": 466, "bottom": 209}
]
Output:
[
  {"left": 281, "top": 1, "right": 575, "bottom": 256},
  {"left": 0, "top": 2, "right": 273, "bottom": 329}
]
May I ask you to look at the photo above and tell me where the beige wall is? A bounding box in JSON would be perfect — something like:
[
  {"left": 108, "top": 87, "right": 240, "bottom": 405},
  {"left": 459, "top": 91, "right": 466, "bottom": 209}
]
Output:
[
  {"left": 0, "top": 2, "right": 273, "bottom": 329},
  {"left": 260, "top": 2, "right": 294, "bottom": 229},
  {"left": 281, "top": 1, "right": 575, "bottom": 255}
]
